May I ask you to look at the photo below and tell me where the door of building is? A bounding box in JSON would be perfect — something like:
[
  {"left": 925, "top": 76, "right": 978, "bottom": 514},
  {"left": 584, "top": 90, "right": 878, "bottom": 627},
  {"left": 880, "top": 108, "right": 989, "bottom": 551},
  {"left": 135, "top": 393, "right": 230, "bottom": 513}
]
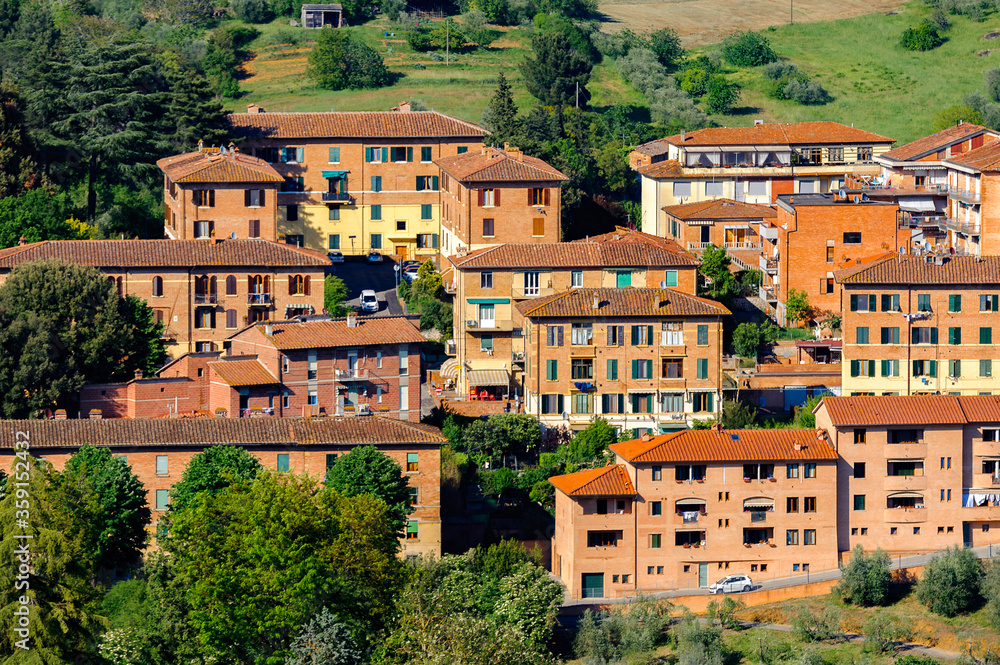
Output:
[
  {"left": 395, "top": 245, "right": 407, "bottom": 262},
  {"left": 698, "top": 562, "right": 708, "bottom": 587},
  {"left": 581, "top": 573, "right": 604, "bottom": 599},
  {"left": 523, "top": 271, "right": 540, "bottom": 296}
]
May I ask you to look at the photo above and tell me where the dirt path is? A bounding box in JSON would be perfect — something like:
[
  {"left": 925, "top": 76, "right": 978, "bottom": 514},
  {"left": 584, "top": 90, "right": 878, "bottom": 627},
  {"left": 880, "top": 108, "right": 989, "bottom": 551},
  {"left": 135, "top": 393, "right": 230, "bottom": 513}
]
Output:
[{"left": 596, "top": 0, "right": 908, "bottom": 45}]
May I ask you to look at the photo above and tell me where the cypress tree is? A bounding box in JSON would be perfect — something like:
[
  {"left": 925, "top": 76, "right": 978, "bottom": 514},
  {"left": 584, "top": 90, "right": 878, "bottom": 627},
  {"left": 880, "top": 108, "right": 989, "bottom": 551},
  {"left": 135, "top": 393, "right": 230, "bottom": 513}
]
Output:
[{"left": 484, "top": 71, "right": 521, "bottom": 147}]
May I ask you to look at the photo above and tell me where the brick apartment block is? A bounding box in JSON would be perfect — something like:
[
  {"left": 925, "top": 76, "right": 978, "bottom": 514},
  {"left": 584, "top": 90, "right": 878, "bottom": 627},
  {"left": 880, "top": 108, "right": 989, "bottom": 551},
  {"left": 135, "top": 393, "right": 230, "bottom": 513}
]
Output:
[
  {"left": 159, "top": 148, "right": 284, "bottom": 242},
  {"left": 0, "top": 239, "right": 328, "bottom": 358},
  {"left": 518, "top": 288, "right": 729, "bottom": 432},
  {"left": 435, "top": 145, "right": 567, "bottom": 258},
  {"left": 226, "top": 103, "right": 486, "bottom": 261},
  {"left": 837, "top": 254, "right": 1000, "bottom": 396},
  {"left": 660, "top": 198, "right": 776, "bottom": 272},
  {"left": 873, "top": 122, "right": 1000, "bottom": 251},
  {"left": 551, "top": 429, "right": 839, "bottom": 598},
  {"left": 552, "top": 394, "right": 1000, "bottom": 599},
  {"left": 0, "top": 417, "right": 446, "bottom": 557},
  {"left": 630, "top": 121, "right": 894, "bottom": 238},
  {"left": 942, "top": 142, "right": 1000, "bottom": 256},
  {"left": 81, "top": 315, "right": 425, "bottom": 422},
  {"left": 442, "top": 227, "right": 700, "bottom": 400},
  {"left": 767, "top": 193, "right": 905, "bottom": 323}
]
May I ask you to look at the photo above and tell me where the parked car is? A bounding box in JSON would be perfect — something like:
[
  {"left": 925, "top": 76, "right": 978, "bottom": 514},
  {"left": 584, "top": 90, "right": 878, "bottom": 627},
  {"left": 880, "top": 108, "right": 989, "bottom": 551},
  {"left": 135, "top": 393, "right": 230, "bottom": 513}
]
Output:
[
  {"left": 709, "top": 574, "right": 753, "bottom": 594},
  {"left": 360, "top": 290, "right": 379, "bottom": 313},
  {"left": 401, "top": 259, "right": 422, "bottom": 272},
  {"left": 367, "top": 251, "right": 383, "bottom": 263},
  {"left": 327, "top": 251, "right": 344, "bottom": 264},
  {"left": 402, "top": 265, "right": 420, "bottom": 283}
]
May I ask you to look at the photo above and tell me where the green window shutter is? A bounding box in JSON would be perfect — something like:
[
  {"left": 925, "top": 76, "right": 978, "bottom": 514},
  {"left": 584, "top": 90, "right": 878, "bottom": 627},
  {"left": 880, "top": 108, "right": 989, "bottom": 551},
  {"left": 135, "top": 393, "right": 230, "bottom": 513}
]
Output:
[
  {"left": 880, "top": 327, "right": 889, "bottom": 345},
  {"left": 929, "top": 360, "right": 937, "bottom": 377},
  {"left": 706, "top": 393, "right": 714, "bottom": 412},
  {"left": 365, "top": 147, "right": 372, "bottom": 162},
  {"left": 432, "top": 175, "right": 439, "bottom": 190},
  {"left": 632, "top": 359, "right": 639, "bottom": 379},
  {"left": 646, "top": 395, "right": 653, "bottom": 413},
  {"left": 868, "top": 295, "right": 877, "bottom": 311},
  {"left": 646, "top": 325, "right": 654, "bottom": 343},
  {"left": 950, "top": 294, "right": 961, "bottom": 312},
  {"left": 993, "top": 295, "right": 998, "bottom": 311},
  {"left": 912, "top": 360, "right": 920, "bottom": 376},
  {"left": 697, "top": 324, "right": 708, "bottom": 345},
  {"left": 851, "top": 360, "right": 859, "bottom": 377},
  {"left": 881, "top": 360, "right": 889, "bottom": 377},
  {"left": 631, "top": 326, "right": 639, "bottom": 345},
  {"left": 857, "top": 327, "right": 868, "bottom": 344},
  {"left": 407, "top": 147, "right": 413, "bottom": 162},
  {"left": 607, "top": 359, "right": 618, "bottom": 380},
  {"left": 457, "top": 146, "right": 468, "bottom": 154},
  {"left": 383, "top": 146, "right": 389, "bottom": 160},
  {"left": 868, "top": 361, "right": 875, "bottom": 377},
  {"left": 666, "top": 270, "right": 678, "bottom": 286},
  {"left": 850, "top": 295, "right": 858, "bottom": 311},
  {"left": 432, "top": 233, "right": 438, "bottom": 248},
  {"left": 911, "top": 327, "right": 919, "bottom": 344},
  {"left": 329, "top": 147, "right": 340, "bottom": 162},
  {"left": 420, "top": 204, "right": 432, "bottom": 219},
  {"left": 558, "top": 394, "right": 564, "bottom": 413},
  {"left": 881, "top": 294, "right": 889, "bottom": 311},
  {"left": 415, "top": 177, "right": 423, "bottom": 191},
  {"left": 371, "top": 204, "right": 382, "bottom": 220},
  {"left": 931, "top": 327, "right": 938, "bottom": 344},
  {"left": 949, "top": 327, "right": 956, "bottom": 345},
  {"left": 546, "top": 359, "right": 555, "bottom": 380},
  {"left": 983, "top": 327, "right": 993, "bottom": 345},
  {"left": 421, "top": 146, "right": 432, "bottom": 161}
]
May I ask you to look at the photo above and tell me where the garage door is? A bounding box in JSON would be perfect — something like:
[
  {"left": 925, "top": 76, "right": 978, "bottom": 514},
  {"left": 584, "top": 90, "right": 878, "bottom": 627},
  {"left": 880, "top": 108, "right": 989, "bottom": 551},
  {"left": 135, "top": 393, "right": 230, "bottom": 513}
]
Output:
[{"left": 582, "top": 573, "right": 604, "bottom": 599}]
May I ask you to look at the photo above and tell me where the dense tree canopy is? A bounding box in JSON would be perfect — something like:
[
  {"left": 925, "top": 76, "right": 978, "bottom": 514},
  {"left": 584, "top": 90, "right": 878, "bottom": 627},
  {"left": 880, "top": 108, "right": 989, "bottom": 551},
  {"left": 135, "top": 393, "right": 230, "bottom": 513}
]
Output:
[
  {"left": 325, "top": 445, "right": 412, "bottom": 531},
  {"left": 169, "top": 444, "right": 263, "bottom": 512},
  {"left": 520, "top": 31, "right": 592, "bottom": 107},
  {"left": 308, "top": 27, "right": 391, "bottom": 91}
]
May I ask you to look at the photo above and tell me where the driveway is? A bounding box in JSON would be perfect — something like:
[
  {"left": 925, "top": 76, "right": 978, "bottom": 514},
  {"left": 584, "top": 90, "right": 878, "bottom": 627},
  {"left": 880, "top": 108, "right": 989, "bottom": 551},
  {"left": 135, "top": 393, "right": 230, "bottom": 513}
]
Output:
[{"left": 328, "top": 257, "right": 404, "bottom": 317}]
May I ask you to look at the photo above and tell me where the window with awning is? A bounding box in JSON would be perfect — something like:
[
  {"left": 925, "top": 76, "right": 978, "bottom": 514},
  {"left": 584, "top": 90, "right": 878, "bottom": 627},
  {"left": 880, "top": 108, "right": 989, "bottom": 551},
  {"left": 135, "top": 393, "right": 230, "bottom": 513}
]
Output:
[
  {"left": 898, "top": 197, "right": 936, "bottom": 212},
  {"left": 743, "top": 497, "right": 774, "bottom": 511}
]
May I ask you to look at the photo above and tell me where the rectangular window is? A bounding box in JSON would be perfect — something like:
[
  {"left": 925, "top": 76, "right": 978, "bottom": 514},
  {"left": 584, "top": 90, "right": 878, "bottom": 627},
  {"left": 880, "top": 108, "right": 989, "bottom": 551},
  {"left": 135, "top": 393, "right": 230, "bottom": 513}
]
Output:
[
  {"left": 326, "top": 454, "right": 338, "bottom": 471},
  {"left": 787, "top": 463, "right": 799, "bottom": 478},
  {"left": 804, "top": 497, "right": 816, "bottom": 513},
  {"left": 194, "top": 189, "right": 215, "bottom": 207},
  {"left": 406, "top": 521, "right": 419, "bottom": 540},
  {"left": 546, "top": 359, "right": 558, "bottom": 381},
  {"left": 482, "top": 218, "right": 494, "bottom": 236},
  {"left": 881, "top": 359, "right": 900, "bottom": 377},
  {"left": 983, "top": 327, "right": 994, "bottom": 345},
  {"left": 652, "top": 466, "right": 662, "bottom": 481},
  {"left": 787, "top": 497, "right": 799, "bottom": 513},
  {"left": 155, "top": 489, "right": 169, "bottom": 510},
  {"left": 650, "top": 501, "right": 662, "bottom": 516},
  {"left": 911, "top": 327, "right": 938, "bottom": 344},
  {"left": 156, "top": 455, "right": 168, "bottom": 475},
  {"left": 889, "top": 429, "right": 921, "bottom": 443},
  {"left": 857, "top": 327, "right": 869, "bottom": 344},
  {"left": 480, "top": 271, "right": 493, "bottom": 289},
  {"left": 329, "top": 234, "right": 340, "bottom": 250},
  {"left": 632, "top": 359, "right": 653, "bottom": 379},
  {"left": 287, "top": 205, "right": 298, "bottom": 221},
  {"left": 571, "top": 322, "right": 593, "bottom": 346},
  {"left": 631, "top": 325, "right": 652, "bottom": 346},
  {"left": 607, "top": 359, "right": 618, "bottom": 380},
  {"left": 881, "top": 294, "right": 901, "bottom": 311},
  {"left": 277, "top": 454, "right": 289, "bottom": 472},
  {"left": 983, "top": 359, "right": 993, "bottom": 378},
  {"left": 371, "top": 176, "right": 382, "bottom": 192},
  {"left": 697, "top": 358, "right": 709, "bottom": 379},
  {"left": 982, "top": 294, "right": 1000, "bottom": 312},
  {"left": 672, "top": 181, "right": 692, "bottom": 198},
  {"left": 949, "top": 294, "right": 962, "bottom": 312},
  {"left": 571, "top": 358, "right": 594, "bottom": 380},
  {"left": 662, "top": 358, "right": 683, "bottom": 379},
  {"left": 533, "top": 217, "right": 544, "bottom": 236},
  {"left": 421, "top": 204, "right": 433, "bottom": 220},
  {"left": 546, "top": 325, "right": 564, "bottom": 347},
  {"left": 406, "top": 452, "right": 418, "bottom": 472},
  {"left": 601, "top": 393, "right": 624, "bottom": 414},
  {"left": 650, "top": 534, "right": 661, "bottom": 548},
  {"left": 827, "top": 245, "right": 835, "bottom": 263},
  {"left": 245, "top": 189, "right": 264, "bottom": 207},
  {"left": 880, "top": 327, "right": 899, "bottom": 345},
  {"left": 661, "top": 393, "right": 683, "bottom": 412},
  {"left": 571, "top": 270, "right": 583, "bottom": 288},
  {"left": 917, "top": 294, "right": 932, "bottom": 311},
  {"left": 854, "top": 495, "right": 866, "bottom": 511},
  {"left": 805, "top": 463, "right": 816, "bottom": 478},
  {"left": 855, "top": 462, "right": 866, "bottom": 478},
  {"left": 421, "top": 146, "right": 432, "bottom": 162},
  {"left": 949, "top": 359, "right": 962, "bottom": 378},
  {"left": 786, "top": 530, "right": 799, "bottom": 545},
  {"left": 607, "top": 325, "right": 624, "bottom": 346},
  {"left": 697, "top": 324, "right": 709, "bottom": 346},
  {"left": 480, "top": 335, "right": 493, "bottom": 352},
  {"left": 843, "top": 232, "right": 861, "bottom": 244},
  {"left": 804, "top": 529, "right": 816, "bottom": 545},
  {"left": 371, "top": 233, "right": 382, "bottom": 250},
  {"left": 541, "top": 393, "right": 563, "bottom": 413},
  {"left": 949, "top": 327, "right": 962, "bottom": 345},
  {"left": 854, "top": 429, "right": 866, "bottom": 444},
  {"left": 371, "top": 204, "right": 382, "bottom": 220},
  {"left": 850, "top": 294, "right": 876, "bottom": 312},
  {"left": 328, "top": 146, "right": 340, "bottom": 163}
]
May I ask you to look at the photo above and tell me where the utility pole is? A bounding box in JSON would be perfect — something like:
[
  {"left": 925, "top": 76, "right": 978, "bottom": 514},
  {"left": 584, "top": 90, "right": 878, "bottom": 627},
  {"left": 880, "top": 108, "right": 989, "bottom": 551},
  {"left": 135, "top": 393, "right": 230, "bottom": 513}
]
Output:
[
  {"left": 575, "top": 82, "right": 579, "bottom": 108},
  {"left": 446, "top": 18, "right": 450, "bottom": 66}
]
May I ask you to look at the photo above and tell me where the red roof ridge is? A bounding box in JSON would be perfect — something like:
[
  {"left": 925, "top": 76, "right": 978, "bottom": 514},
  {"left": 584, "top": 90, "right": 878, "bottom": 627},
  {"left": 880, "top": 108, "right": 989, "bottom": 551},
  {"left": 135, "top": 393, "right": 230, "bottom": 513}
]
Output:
[{"left": 549, "top": 464, "right": 636, "bottom": 497}]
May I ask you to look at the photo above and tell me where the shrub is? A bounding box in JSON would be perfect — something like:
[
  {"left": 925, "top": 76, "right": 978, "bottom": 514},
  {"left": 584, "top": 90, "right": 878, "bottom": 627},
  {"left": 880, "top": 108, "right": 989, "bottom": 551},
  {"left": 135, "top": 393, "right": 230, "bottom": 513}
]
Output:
[
  {"left": 763, "top": 61, "right": 798, "bottom": 80},
  {"left": 680, "top": 67, "right": 710, "bottom": 96},
  {"left": 308, "top": 28, "right": 391, "bottom": 91},
  {"left": 900, "top": 21, "right": 944, "bottom": 51},
  {"left": 231, "top": 0, "right": 273, "bottom": 22},
  {"left": 792, "top": 606, "right": 841, "bottom": 642},
  {"left": 707, "top": 597, "right": 745, "bottom": 629},
  {"left": 983, "top": 558, "right": 1000, "bottom": 634},
  {"left": 406, "top": 29, "right": 434, "bottom": 51},
  {"left": 835, "top": 545, "right": 891, "bottom": 606},
  {"left": 783, "top": 78, "right": 829, "bottom": 105},
  {"left": 676, "top": 615, "right": 725, "bottom": 665},
  {"left": 649, "top": 27, "right": 683, "bottom": 70},
  {"left": 574, "top": 596, "right": 671, "bottom": 663},
  {"left": 916, "top": 546, "right": 984, "bottom": 616},
  {"left": 617, "top": 48, "right": 707, "bottom": 129},
  {"left": 721, "top": 30, "right": 777, "bottom": 67},
  {"left": 862, "top": 614, "right": 907, "bottom": 654}
]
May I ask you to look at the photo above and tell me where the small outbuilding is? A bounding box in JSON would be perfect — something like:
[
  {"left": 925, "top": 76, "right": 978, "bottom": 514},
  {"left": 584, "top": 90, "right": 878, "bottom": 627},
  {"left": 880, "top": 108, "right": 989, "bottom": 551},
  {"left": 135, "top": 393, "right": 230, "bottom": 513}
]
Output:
[{"left": 300, "top": 4, "right": 343, "bottom": 28}]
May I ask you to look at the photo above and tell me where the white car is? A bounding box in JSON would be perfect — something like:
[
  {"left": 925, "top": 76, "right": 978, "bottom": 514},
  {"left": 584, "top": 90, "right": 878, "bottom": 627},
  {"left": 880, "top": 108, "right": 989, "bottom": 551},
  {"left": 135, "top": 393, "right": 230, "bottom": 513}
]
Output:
[
  {"left": 360, "top": 290, "right": 379, "bottom": 313},
  {"left": 708, "top": 574, "right": 753, "bottom": 594},
  {"left": 402, "top": 265, "right": 420, "bottom": 283},
  {"left": 367, "top": 251, "right": 383, "bottom": 263},
  {"left": 327, "top": 251, "right": 345, "bottom": 264}
]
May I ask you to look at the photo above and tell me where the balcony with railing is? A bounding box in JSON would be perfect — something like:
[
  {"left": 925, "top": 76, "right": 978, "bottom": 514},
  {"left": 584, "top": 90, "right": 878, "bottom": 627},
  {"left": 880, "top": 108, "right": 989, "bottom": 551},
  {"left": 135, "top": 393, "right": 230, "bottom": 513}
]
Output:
[
  {"left": 511, "top": 285, "right": 555, "bottom": 299},
  {"left": 511, "top": 350, "right": 526, "bottom": 363},
  {"left": 194, "top": 293, "right": 217, "bottom": 304},
  {"left": 897, "top": 212, "right": 947, "bottom": 230},
  {"left": 248, "top": 292, "right": 272, "bottom": 305},
  {"left": 949, "top": 187, "right": 981, "bottom": 204},
  {"left": 322, "top": 192, "right": 354, "bottom": 204},
  {"left": 759, "top": 255, "right": 778, "bottom": 273},
  {"left": 945, "top": 217, "right": 981, "bottom": 235},
  {"left": 335, "top": 368, "right": 370, "bottom": 381},
  {"left": 846, "top": 175, "right": 948, "bottom": 195},
  {"left": 465, "top": 318, "right": 514, "bottom": 332},
  {"left": 724, "top": 241, "right": 762, "bottom": 250}
]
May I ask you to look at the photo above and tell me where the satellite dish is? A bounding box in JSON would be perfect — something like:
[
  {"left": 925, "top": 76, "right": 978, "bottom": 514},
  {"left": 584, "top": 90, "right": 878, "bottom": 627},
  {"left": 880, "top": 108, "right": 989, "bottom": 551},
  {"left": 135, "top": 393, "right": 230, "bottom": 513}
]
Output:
[
  {"left": 660, "top": 280, "right": 667, "bottom": 288},
  {"left": 230, "top": 232, "right": 237, "bottom": 240},
  {"left": 838, "top": 189, "right": 846, "bottom": 199}
]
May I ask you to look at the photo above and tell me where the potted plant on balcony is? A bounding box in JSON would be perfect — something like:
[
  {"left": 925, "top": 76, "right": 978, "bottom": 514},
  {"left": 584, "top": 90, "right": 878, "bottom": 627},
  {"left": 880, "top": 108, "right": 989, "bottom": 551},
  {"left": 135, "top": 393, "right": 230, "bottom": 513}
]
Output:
[
  {"left": 676, "top": 479, "right": 685, "bottom": 484},
  {"left": 682, "top": 542, "right": 691, "bottom": 549},
  {"left": 699, "top": 508, "right": 707, "bottom": 516},
  {"left": 743, "top": 477, "right": 751, "bottom": 483},
  {"left": 743, "top": 543, "right": 751, "bottom": 548},
  {"left": 768, "top": 476, "right": 776, "bottom": 482},
  {"left": 696, "top": 478, "right": 705, "bottom": 484}
]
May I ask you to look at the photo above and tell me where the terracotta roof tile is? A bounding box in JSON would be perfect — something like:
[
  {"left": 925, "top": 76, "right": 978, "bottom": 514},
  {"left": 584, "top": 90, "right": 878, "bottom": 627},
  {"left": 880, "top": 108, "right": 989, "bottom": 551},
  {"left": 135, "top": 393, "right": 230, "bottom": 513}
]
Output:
[
  {"left": 517, "top": 287, "right": 730, "bottom": 318},
  {"left": 208, "top": 359, "right": 278, "bottom": 386},
  {"left": 227, "top": 111, "right": 486, "bottom": 139},
  {"left": 453, "top": 227, "right": 698, "bottom": 269},
  {"left": 434, "top": 147, "right": 567, "bottom": 182},
  {"left": 662, "top": 122, "right": 893, "bottom": 147},
  {"left": 609, "top": 429, "right": 836, "bottom": 464},
  {"left": 0, "top": 239, "right": 330, "bottom": 268},
  {"left": 549, "top": 464, "right": 636, "bottom": 497},
  {"left": 0, "top": 416, "right": 446, "bottom": 449},
  {"left": 957, "top": 395, "right": 1000, "bottom": 422},
  {"left": 662, "top": 199, "right": 777, "bottom": 221},
  {"left": 819, "top": 395, "right": 967, "bottom": 426},
  {"left": 157, "top": 151, "right": 283, "bottom": 183},
  {"left": 635, "top": 159, "right": 684, "bottom": 178},
  {"left": 835, "top": 255, "right": 1000, "bottom": 285},
  {"left": 882, "top": 123, "right": 996, "bottom": 161},
  {"left": 944, "top": 142, "right": 1000, "bottom": 171},
  {"left": 253, "top": 316, "right": 425, "bottom": 349},
  {"left": 632, "top": 139, "right": 671, "bottom": 157}
]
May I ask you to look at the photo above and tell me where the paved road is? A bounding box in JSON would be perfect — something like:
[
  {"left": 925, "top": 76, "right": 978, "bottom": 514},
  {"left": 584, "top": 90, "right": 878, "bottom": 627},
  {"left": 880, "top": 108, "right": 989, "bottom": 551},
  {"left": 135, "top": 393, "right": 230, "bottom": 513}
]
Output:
[
  {"left": 564, "top": 544, "right": 1000, "bottom": 606},
  {"left": 327, "top": 258, "right": 404, "bottom": 317}
]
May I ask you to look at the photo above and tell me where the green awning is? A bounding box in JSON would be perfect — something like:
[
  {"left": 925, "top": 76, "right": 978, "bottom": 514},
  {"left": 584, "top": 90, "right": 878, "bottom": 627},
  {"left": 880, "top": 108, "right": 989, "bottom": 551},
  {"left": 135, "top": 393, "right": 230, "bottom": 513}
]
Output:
[
  {"left": 322, "top": 170, "right": 348, "bottom": 178},
  {"left": 468, "top": 298, "right": 510, "bottom": 304}
]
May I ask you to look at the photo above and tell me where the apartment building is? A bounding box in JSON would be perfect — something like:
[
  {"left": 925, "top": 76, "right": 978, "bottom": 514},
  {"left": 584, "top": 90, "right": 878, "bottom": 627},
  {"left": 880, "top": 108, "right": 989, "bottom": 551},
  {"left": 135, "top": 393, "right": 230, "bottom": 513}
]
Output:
[
  {"left": 660, "top": 198, "right": 776, "bottom": 270},
  {"left": 550, "top": 428, "right": 839, "bottom": 599},
  {"left": 814, "top": 395, "right": 1000, "bottom": 554},
  {"left": 518, "top": 287, "right": 728, "bottom": 432},
  {"left": 0, "top": 239, "right": 328, "bottom": 357},
  {"left": 766, "top": 193, "right": 903, "bottom": 323},
  {"left": 158, "top": 147, "right": 284, "bottom": 241},
  {"left": 0, "top": 417, "right": 445, "bottom": 557},
  {"left": 630, "top": 121, "right": 894, "bottom": 238},
  {"left": 435, "top": 145, "right": 567, "bottom": 258},
  {"left": 836, "top": 254, "right": 1000, "bottom": 396},
  {"left": 80, "top": 314, "right": 425, "bottom": 422},
  {"left": 941, "top": 142, "right": 1000, "bottom": 256},
  {"left": 442, "top": 227, "right": 700, "bottom": 399},
  {"left": 872, "top": 122, "right": 999, "bottom": 249},
  {"left": 227, "top": 103, "right": 486, "bottom": 260}
]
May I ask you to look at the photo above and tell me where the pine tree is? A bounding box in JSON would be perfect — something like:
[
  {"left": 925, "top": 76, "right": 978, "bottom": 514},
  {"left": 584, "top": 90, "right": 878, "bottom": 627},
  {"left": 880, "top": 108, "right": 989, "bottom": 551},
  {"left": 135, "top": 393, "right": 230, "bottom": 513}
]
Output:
[
  {"left": 519, "top": 32, "right": 592, "bottom": 107},
  {"left": 483, "top": 71, "right": 521, "bottom": 147},
  {"left": 165, "top": 70, "right": 229, "bottom": 154},
  {"left": 0, "top": 82, "right": 49, "bottom": 198}
]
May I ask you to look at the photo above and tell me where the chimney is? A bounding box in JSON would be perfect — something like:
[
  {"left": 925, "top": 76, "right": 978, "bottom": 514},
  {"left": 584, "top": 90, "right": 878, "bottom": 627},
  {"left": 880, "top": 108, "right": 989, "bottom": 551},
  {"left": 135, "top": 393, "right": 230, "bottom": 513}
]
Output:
[
  {"left": 265, "top": 323, "right": 273, "bottom": 336},
  {"left": 89, "top": 409, "right": 103, "bottom": 420},
  {"left": 680, "top": 130, "right": 686, "bottom": 142},
  {"left": 793, "top": 441, "right": 804, "bottom": 452},
  {"left": 247, "top": 103, "right": 263, "bottom": 114},
  {"left": 17, "top": 236, "right": 26, "bottom": 246},
  {"left": 347, "top": 312, "right": 358, "bottom": 328},
  {"left": 54, "top": 409, "right": 67, "bottom": 420},
  {"left": 134, "top": 369, "right": 143, "bottom": 381},
  {"left": 398, "top": 101, "right": 412, "bottom": 113},
  {"left": 593, "top": 298, "right": 600, "bottom": 310},
  {"left": 754, "top": 119, "right": 764, "bottom": 126},
  {"left": 198, "top": 139, "right": 204, "bottom": 152},
  {"left": 641, "top": 433, "right": 651, "bottom": 442}
]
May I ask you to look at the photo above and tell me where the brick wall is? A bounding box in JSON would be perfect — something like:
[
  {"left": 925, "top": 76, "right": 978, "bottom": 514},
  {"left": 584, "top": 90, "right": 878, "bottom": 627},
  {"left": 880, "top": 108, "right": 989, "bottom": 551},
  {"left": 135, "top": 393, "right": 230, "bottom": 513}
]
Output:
[{"left": 165, "top": 180, "right": 280, "bottom": 242}]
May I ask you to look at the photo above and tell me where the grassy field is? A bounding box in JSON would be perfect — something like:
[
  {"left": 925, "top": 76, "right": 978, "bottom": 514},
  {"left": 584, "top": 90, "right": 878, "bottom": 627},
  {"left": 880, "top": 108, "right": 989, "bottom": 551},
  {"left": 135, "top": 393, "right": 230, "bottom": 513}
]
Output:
[
  {"left": 707, "top": 2, "right": 1000, "bottom": 143},
  {"left": 228, "top": 1, "right": 1000, "bottom": 143}
]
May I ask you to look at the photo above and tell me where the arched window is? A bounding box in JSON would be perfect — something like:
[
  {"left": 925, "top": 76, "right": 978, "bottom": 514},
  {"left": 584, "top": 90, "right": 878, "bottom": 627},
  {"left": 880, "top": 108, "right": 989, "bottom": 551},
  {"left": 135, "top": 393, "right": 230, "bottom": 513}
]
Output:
[
  {"left": 290, "top": 274, "right": 305, "bottom": 295},
  {"left": 152, "top": 276, "right": 163, "bottom": 297},
  {"left": 226, "top": 275, "right": 237, "bottom": 296},
  {"left": 116, "top": 277, "right": 123, "bottom": 296}
]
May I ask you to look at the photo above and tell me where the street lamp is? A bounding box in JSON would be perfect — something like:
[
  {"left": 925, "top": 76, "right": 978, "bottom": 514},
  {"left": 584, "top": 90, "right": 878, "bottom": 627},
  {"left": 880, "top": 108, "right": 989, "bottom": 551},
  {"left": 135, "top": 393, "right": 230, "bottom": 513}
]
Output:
[{"left": 349, "top": 235, "right": 356, "bottom": 256}]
